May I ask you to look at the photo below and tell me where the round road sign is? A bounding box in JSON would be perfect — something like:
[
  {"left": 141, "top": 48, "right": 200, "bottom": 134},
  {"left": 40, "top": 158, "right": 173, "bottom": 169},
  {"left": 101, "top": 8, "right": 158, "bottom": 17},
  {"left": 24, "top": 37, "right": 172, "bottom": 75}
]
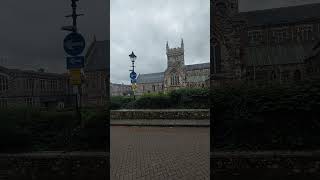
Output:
[{"left": 63, "top": 32, "right": 86, "bottom": 56}]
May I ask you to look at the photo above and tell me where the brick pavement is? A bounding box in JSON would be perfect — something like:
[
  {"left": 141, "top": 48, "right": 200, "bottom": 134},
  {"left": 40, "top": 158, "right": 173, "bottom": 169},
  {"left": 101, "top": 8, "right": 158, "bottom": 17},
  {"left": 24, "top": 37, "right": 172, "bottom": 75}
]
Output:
[{"left": 111, "top": 126, "right": 209, "bottom": 180}]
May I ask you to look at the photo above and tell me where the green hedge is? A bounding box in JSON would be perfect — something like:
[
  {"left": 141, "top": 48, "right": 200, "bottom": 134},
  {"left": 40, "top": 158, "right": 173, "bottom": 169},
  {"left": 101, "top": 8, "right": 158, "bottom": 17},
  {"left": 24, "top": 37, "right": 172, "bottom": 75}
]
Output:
[
  {"left": 110, "top": 88, "right": 210, "bottom": 109},
  {"left": 0, "top": 108, "right": 107, "bottom": 152},
  {"left": 211, "top": 81, "right": 320, "bottom": 150}
]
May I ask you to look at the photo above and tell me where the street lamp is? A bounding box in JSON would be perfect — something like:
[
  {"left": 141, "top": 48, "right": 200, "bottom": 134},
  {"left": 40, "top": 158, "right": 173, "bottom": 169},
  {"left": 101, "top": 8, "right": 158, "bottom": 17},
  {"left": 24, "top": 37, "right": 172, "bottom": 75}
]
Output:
[
  {"left": 129, "top": 51, "right": 137, "bottom": 71},
  {"left": 129, "top": 51, "right": 137, "bottom": 100}
]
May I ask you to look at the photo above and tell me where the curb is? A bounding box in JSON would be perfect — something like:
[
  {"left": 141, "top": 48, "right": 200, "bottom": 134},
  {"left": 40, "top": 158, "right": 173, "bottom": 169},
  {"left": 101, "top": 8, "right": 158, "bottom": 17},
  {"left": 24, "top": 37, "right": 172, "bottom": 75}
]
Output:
[{"left": 110, "top": 119, "right": 210, "bottom": 127}]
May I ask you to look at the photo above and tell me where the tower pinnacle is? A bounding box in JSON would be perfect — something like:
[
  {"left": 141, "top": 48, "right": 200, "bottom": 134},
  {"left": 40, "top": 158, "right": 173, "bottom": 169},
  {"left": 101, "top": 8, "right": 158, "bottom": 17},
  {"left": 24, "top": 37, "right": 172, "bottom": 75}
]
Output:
[{"left": 181, "top": 38, "right": 184, "bottom": 49}]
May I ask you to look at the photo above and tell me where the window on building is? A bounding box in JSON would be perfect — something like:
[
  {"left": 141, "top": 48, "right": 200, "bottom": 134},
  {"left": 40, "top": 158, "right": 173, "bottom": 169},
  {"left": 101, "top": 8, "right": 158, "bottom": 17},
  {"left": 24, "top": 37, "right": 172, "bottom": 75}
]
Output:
[
  {"left": 248, "top": 30, "right": 263, "bottom": 43},
  {"left": 25, "top": 79, "right": 35, "bottom": 90},
  {"left": 152, "top": 85, "right": 156, "bottom": 92},
  {"left": 270, "top": 71, "right": 277, "bottom": 80},
  {"left": 40, "top": 80, "right": 45, "bottom": 91},
  {"left": 0, "top": 75, "right": 8, "bottom": 92},
  {"left": 0, "top": 99, "right": 8, "bottom": 108},
  {"left": 25, "top": 97, "right": 33, "bottom": 106},
  {"left": 294, "top": 70, "right": 302, "bottom": 81},
  {"left": 281, "top": 71, "right": 290, "bottom": 81},
  {"left": 272, "top": 28, "right": 288, "bottom": 43},
  {"left": 295, "top": 25, "right": 313, "bottom": 41}
]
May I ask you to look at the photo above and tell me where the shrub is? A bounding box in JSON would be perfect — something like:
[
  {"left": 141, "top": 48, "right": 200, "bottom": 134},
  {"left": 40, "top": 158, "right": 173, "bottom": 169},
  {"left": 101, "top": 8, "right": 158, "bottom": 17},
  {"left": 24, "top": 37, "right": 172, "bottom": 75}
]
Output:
[
  {"left": 0, "top": 108, "right": 108, "bottom": 152},
  {"left": 110, "top": 88, "right": 210, "bottom": 109},
  {"left": 110, "top": 96, "right": 134, "bottom": 109},
  {"left": 211, "top": 81, "right": 320, "bottom": 150}
]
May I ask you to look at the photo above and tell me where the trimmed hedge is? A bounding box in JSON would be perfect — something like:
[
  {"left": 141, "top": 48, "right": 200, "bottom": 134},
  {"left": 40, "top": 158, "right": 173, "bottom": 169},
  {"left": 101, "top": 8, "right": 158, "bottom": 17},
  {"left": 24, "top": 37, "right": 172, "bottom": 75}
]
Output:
[
  {"left": 110, "top": 88, "right": 210, "bottom": 109},
  {"left": 211, "top": 81, "right": 320, "bottom": 150},
  {"left": 0, "top": 108, "right": 108, "bottom": 152}
]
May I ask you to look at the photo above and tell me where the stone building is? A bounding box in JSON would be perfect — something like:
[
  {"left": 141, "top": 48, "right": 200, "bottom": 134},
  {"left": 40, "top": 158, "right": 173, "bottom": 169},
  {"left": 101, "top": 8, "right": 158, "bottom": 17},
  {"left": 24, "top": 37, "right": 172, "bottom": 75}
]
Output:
[
  {"left": 0, "top": 66, "right": 72, "bottom": 108},
  {"left": 212, "top": 1, "right": 320, "bottom": 85},
  {"left": 136, "top": 39, "right": 210, "bottom": 95},
  {"left": 82, "top": 39, "right": 109, "bottom": 107},
  {"left": 110, "top": 83, "right": 132, "bottom": 96}
]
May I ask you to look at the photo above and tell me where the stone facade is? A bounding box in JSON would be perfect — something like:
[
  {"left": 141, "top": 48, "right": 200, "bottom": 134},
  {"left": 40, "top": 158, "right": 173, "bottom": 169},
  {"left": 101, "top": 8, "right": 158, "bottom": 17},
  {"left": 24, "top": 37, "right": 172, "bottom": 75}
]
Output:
[
  {"left": 110, "top": 83, "right": 131, "bottom": 96},
  {"left": 0, "top": 66, "right": 72, "bottom": 109},
  {"left": 212, "top": 1, "right": 320, "bottom": 86},
  {"left": 82, "top": 39, "right": 109, "bottom": 107},
  {"left": 136, "top": 39, "right": 210, "bottom": 95}
]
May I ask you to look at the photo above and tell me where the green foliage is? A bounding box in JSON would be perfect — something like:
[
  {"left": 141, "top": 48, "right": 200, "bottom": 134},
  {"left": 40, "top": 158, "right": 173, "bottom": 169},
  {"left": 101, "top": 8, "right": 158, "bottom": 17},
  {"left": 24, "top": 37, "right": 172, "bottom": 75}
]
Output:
[
  {"left": 110, "top": 96, "right": 134, "bottom": 109},
  {"left": 168, "top": 88, "right": 209, "bottom": 109},
  {"left": 211, "top": 81, "right": 320, "bottom": 150},
  {"left": 0, "top": 108, "right": 107, "bottom": 152},
  {"left": 110, "top": 88, "right": 210, "bottom": 109}
]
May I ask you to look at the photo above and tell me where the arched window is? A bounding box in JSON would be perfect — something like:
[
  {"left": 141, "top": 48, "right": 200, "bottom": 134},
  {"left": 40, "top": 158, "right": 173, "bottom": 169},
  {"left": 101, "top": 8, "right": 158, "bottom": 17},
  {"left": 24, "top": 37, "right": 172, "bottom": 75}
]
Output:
[
  {"left": 171, "top": 73, "right": 179, "bottom": 86},
  {"left": 270, "top": 71, "right": 277, "bottom": 80},
  {"left": 294, "top": 70, "right": 302, "bottom": 81},
  {"left": 0, "top": 75, "right": 8, "bottom": 92},
  {"left": 152, "top": 85, "right": 156, "bottom": 92}
]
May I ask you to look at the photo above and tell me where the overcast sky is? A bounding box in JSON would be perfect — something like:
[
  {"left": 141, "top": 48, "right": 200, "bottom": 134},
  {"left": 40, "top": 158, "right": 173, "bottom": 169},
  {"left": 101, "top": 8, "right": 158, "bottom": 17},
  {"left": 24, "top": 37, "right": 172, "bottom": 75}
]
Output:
[
  {"left": 110, "top": 0, "right": 320, "bottom": 84},
  {"left": 111, "top": 0, "right": 210, "bottom": 84},
  {"left": 0, "top": 0, "right": 319, "bottom": 84},
  {"left": 0, "top": 0, "right": 108, "bottom": 73}
]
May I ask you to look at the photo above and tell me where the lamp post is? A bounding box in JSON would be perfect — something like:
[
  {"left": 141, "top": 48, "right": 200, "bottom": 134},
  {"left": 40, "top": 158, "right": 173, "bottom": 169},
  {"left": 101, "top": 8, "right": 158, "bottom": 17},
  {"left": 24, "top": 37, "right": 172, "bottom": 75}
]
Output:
[{"left": 129, "top": 51, "right": 137, "bottom": 100}]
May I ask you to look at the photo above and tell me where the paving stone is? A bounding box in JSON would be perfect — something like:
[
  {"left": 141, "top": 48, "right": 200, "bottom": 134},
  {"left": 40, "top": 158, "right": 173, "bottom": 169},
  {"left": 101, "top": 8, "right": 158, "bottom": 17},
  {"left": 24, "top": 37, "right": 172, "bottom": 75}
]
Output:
[{"left": 111, "top": 126, "right": 209, "bottom": 180}]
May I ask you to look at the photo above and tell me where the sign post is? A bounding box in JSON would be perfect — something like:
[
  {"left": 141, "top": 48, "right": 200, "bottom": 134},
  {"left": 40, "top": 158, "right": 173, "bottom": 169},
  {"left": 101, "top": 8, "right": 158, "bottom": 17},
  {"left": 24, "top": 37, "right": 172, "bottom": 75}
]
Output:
[{"left": 62, "top": 0, "right": 85, "bottom": 151}]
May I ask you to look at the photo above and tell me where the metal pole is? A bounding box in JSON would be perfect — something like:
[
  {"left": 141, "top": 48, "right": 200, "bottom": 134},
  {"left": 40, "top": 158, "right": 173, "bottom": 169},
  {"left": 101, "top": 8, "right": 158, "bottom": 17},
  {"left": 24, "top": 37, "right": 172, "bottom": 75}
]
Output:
[{"left": 71, "top": 0, "right": 78, "bottom": 33}]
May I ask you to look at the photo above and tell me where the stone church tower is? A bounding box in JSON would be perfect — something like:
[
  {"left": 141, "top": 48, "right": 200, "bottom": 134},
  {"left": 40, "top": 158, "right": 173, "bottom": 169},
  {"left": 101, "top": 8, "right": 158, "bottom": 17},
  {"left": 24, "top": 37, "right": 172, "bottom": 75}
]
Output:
[
  {"left": 164, "top": 39, "right": 187, "bottom": 91},
  {"left": 212, "top": 0, "right": 245, "bottom": 85}
]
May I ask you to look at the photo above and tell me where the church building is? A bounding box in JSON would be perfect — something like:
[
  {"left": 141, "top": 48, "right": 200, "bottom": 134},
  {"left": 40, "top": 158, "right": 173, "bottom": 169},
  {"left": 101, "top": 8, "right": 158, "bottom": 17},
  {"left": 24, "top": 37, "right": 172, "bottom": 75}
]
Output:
[
  {"left": 212, "top": 1, "right": 320, "bottom": 85},
  {"left": 136, "top": 39, "right": 210, "bottom": 95}
]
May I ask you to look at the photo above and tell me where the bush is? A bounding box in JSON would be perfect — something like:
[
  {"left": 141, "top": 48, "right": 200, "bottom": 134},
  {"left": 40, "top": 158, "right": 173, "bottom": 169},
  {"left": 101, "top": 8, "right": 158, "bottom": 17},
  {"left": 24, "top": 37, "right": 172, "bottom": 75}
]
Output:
[
  {"left": 0, "top": 108, "right": 108, "bottom": 152},
  {"left": 110, "top": 88, "right": 210, "bottom": 109},
  {"left": 110, "top": 96, "right": 134, "bottom": 109},
  {"left": 211, "top": 81, "right": 320, "bottom": 150},
  {"left": 125, "top": 93, "right": 172, "bottom": 109}
]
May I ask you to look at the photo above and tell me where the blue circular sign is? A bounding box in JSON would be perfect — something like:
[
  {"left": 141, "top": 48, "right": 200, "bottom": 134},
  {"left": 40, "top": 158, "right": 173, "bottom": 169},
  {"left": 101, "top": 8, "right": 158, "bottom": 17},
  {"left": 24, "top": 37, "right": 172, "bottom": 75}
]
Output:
[
  {"left": 130, "top": 72, "right": 137, "bottom": 79},
  {"left": 63, "top": 32, "right": 86, "bottom": 56}
]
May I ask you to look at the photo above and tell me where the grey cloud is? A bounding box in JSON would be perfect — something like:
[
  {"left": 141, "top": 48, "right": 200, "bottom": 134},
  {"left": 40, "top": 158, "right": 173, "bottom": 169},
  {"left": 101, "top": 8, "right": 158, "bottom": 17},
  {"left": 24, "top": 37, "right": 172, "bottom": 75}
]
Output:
[
  {"left": 111, "top": 0, "right": 210, "bottom": 84},
  {"left": 0, "top": 0, "right": 108, "bottom": 73}
]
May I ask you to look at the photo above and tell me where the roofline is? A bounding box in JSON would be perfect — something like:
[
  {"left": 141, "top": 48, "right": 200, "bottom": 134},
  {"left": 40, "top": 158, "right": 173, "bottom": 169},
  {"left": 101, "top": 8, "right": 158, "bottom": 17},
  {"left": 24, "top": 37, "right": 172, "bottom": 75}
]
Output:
[
  {"left": 239, "top": 3, "right": 320, "bottom": 14},
  {"left": 0, "top": 65, "right": 68, "bottom": 77}
]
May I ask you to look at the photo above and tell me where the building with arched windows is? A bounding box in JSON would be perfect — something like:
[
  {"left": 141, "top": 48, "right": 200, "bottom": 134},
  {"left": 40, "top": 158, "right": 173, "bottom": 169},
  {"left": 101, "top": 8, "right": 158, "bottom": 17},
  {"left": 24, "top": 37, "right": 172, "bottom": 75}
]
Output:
[
  {"left": 0, "top": 66, "right": 72, "bottom": 108},
  {"left": 212, "top": 1, "right": 320, "bottom": 86},
  {"left": 136, "top": 39, "right": 210, "bottom": 95}
]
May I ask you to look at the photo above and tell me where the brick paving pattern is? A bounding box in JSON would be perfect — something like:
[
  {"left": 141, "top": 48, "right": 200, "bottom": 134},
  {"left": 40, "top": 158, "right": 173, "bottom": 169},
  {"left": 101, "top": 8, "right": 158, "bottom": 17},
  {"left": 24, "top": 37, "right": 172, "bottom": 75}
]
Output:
[{"left": 111, "top": 126, "right": 209, "bottom": 180}]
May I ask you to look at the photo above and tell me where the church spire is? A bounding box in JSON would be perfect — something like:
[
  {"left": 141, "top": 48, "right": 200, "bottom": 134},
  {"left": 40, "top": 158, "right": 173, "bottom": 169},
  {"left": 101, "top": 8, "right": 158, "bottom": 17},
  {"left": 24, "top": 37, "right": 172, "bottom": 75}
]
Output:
[
  {"left": 166, "top": 41, "right": 169, "bottom": 51},
  {"left": 181, "top": 38, "right": 184, "bottom": 49}
]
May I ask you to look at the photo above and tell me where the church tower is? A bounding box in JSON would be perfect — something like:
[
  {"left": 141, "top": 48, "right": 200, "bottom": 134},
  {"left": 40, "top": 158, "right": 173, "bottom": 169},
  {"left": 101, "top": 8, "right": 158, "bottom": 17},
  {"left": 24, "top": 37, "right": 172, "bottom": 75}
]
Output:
[
  {"left": 166, "top": 39, "right": 185, "bottom": 68},
  {"left": 164, "top": 39, "right": 186, "bottom": 91}
]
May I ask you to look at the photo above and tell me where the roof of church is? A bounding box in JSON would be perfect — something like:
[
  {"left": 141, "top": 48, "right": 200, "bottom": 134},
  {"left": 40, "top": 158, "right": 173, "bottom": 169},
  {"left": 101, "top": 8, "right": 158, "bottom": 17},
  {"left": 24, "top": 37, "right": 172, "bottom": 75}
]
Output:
[
  {"left": 240, "top": 3, "right": 320, "bottom": 27},
  {"left": 137, "top": 72, "right": 164, "bottom": 84},
  {"left": 85, "top": 40, "right": 109, "bottom": 72},
  {"left": 244, "top": 43, "right": 314, "bottom": 66},
  {"left": 186, "top": 63, "right": 210, "bottom": 71},
  {"left": 136, "top": 62, "right": 209, "bottom": 84}
]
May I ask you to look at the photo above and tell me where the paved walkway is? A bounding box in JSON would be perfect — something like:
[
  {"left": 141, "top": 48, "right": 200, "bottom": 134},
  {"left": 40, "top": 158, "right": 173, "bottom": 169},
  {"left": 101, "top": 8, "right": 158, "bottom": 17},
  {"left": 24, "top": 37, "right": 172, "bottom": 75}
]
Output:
[{"left": 111, "top": 126, "right": 209, "bottom": 180}]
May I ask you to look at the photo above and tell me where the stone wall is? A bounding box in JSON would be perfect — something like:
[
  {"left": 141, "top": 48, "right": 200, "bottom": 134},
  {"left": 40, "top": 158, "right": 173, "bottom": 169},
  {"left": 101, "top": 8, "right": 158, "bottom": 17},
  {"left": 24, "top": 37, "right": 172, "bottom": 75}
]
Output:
[
  {"left": 111, "top": 109, "right": 209, "bottom": 120},
  {"left": 0, "top": 152, "right": 108, "bottom": 180},
  {"left": 212, "top": 151, "right": 320, "bottom": 179}
]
